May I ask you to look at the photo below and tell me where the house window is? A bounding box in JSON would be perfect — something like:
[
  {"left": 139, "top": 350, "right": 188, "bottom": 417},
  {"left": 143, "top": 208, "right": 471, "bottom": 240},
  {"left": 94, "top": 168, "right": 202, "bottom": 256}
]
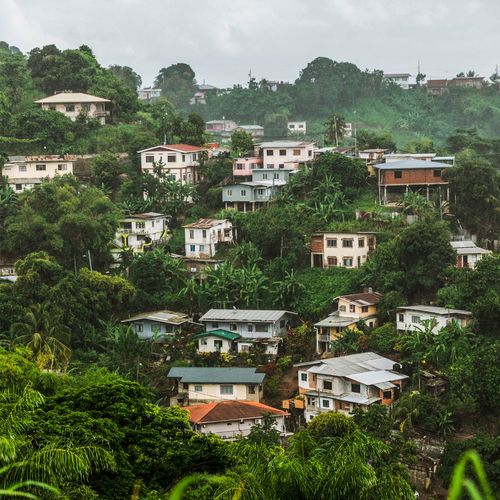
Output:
[
  {"left": 230, "top": 323, "right": 237, "bottom": 331},
  {"left": 135, "top": 323, "right": 144, "bottom": 333},
  {"left": 342, "top": 239, "right": 353, "bottom": 248},
  {"left": 189, "top": 230, "right": 194, "bottom": 239},
  {"left": 278, "top": 164, "right": 285, "bottom": 168},
  {"left": 145, "top": 155, "right": 154, "bottom": 163},
  {"left": 136, "top": 222, "right": 145, "bottom": 229},
  {"left": 211, "top": 322, "right": 219, "bottom": 328},
  {"left": 248, "top": 385, "right": 256, "bottom": 394},
  {"left": 361, "top": 306, "right": 368, "bottom": 313},
  {"left": 358, "top": 238, "right": 365, "bottom": 248},
  {"left": 279, "top": 149, "right": 286, "bottom": 156},
  {"left": 280, "top": 319, "right": 286, "bottom": 328},
  {"left": 182, "top": 383, "right": 189, "bottom": 390},
  {"left": 167, "top": 155, "right": 176, "bottom": 163},
  {"left": 394, "top": 170, "right": 402, "bottom": 179},
  {"left": 182, "top": 154, "right": 186, "bottom": 162},
  {"left": 343, "top": 257, "right": 353, "bottom": 267},
  {"left": 227, "top": 189, "right": 233, "bottom": 196},
  {"left": 327, "top": 257, "right": 337, "bottom": 266},
  {"left": 36, "top": 164, "right": 46, "bottom": 171},
  {"left": 323, "top": 380, "right": 332, "bottom": 390},
  {"left": 383, "top": 391, "right": 392, "bottom": 399},
  {"left": 267, "top": 150, "right": 274, "bottom": 156},
  {"left": 339, "top": 305, "right": 346, "bottom": 312},
  {"left": 274, "top": 172, "right": 280, "bottom": 179},
  {"left": 220, "top": 384, "right": 233, "bottom": 395},
  {"left": 240, "top": 189, "right": 247, "bottom": 196},
  {"left": 262, "top": 173, "right": 268, "bottom": 180},
  {"left": 308, "top": 150, "right": 312, "bottom": 156},
  {"left": 199, "top": 245, "right": 205, "bottom": 253},
  {"left": 18, "top": 165, "right": 27, "bottom": 172},
  {"left": 307, "top": 396, "right": 315, "bottom": 405},
  {"left": 256, "top": 323, "right": 269, "bottom": 333},
  {"left": 194, "top": 385, "right": 203, "bottom": 392},
  {"left": 298, "top": 124, "right": 304, "bottom": 129},
  {"left": 433, "top": 169, "right": 442, "bottom": 177},
  {"left": 65, "top": 105, "right": 75, "bottom": 112},
  {"left": 349, "top": 304, "right": 356, "bottom": 313},
  {"left": 57, "top": 164, "right": 67, "bottom": 171},
  {"left": 190, "top": 245, "right": 196, "bottom": 252},
  {"left": 293, "top": 149, "right": 300, "bottom": 155},
  {"left": 202, "top": 229, "right": 207, "bottom": 239},
  {"left": 200, "top": 339, "right": 207, "bottom": 345},
  {"left": 351, "top": 383, "right": 361, "bottom": 393},
  {"left": 289, "top": 124, "right": 295, "bottom": 129},
  {"left": 411, "top": 315, "right": 421, "bottom": 324},
  {"left": 301, "top": 373, "right": 308, "bottom": 382},
  {"left": 257, "top": 189, "right": 265, "bottom": 195},
  {"left": 398, "top": 314, "right": 404, "bottom": 322},
  {"left": 15, "top": 184, "right": 23, "bottom": 191},
  {"left": 326, "top": 239, "right": 337, "bottom": 248},
  {"left": 322, "top": 399, "right": 330, "bottom": 408}
]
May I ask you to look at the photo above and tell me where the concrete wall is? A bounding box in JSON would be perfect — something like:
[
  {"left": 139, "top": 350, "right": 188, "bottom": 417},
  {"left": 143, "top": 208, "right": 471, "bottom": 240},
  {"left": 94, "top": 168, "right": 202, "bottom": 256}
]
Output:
[
  {"left": 186, "top": 382, "right": 261, "bottom": 402},
  {"left": 184, "top": 221, "right": 233, "bottom": 258},
  {"left": 197, "top": 336, "right": 233, "bottom": 353},
  {"left": 262, "top": 144, "right": 314, "bottom": 169},
  {"left": 233, "top": 157, "right": 262, "bottom": 177},
  {"left": 396, "top": 310, "right": 471, "bottom": 333},
  {"left": 40, "top": 102, "right": 107, "bottom": 124},
  {"left": 194, "top": 415, "right": 285, "bottom": 440}
]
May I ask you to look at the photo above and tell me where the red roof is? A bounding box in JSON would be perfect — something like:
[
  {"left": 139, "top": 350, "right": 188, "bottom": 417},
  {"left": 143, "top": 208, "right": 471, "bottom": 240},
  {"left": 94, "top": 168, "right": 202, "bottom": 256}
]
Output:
[{"left": 184, "top": 400, "right": 287, "bottom": 424}]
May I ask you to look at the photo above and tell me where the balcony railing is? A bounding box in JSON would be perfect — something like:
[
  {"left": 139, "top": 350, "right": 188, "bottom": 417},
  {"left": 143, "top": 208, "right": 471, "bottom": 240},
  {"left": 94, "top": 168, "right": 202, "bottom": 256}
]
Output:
[{"left": 318, "top": 335, "right": 331, "bottom": 342}]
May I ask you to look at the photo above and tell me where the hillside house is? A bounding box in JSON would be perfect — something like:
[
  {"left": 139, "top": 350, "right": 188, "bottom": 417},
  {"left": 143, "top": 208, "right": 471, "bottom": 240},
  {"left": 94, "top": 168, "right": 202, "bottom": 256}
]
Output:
[
  {"left": 384, "top": 153, "right": 436, "bottom": 162},
  {"left": 449, "top": 76, "right": 484, "bottom": 89},
  {"left": 1, "top": 155, "right": 76, "bottom": 192},
  {"left": 138, "top": 144, "right": 207, "bottom": 185},
  {"left": 297, "top": 352, "right": 408, "bottom": 420},
  {"left": 236, "top": 125, "right": 265, "bottom": 139},
  {"left": 287, "top": 121, "right": 306, "bottom": 135},
  {"left": 396, "top": 305, "right": 472, "bottom": 333},
  {"left": 260, "top": 141, "right": 315, "bottom": 170},
  {"left": 190, "top": 83, "right": 219, "bottom": 105},
  {"left": 35, "top": 92, "right": 111, "bottom": 124},
  {"left": 222, "top": 179, "right": 286, "bottom": 212},
  {"left": 358, "top": 149, "right": 388, "bottom": 164},
  {"left": 383, "top": 73, "right": 411, "bottom": 89},
  {"left": 183, "top": 218, "right": 233, "bottom": 258},
  {"left": 316, "top": 291, "right": 383, "bottom": 353},
  {"left": 121, "top": 310, "right": 199, "bottom": 340},
  {"left": 374, "top": 159, "right": 452, "bottom": 205},
  {"left": 205, "top": 120, "right": 238, "bottom": 136},
  {"left": 426, "top": 80, "right": 449, "bottom": 96},
  {"left": 198, "top": 309, "right": 297, "bottom": 355},
  {"left": 114, "top": 212, "right": 168, "bottom": 255},
  {"left": 184, "top": 400, "right": 287, "bottom": 440},
  {"left": 310, "top": 232, "right": 376, "bottom": 269},
  {"left": 166, "top": 367, "right": 265, "bottom": 405},
  {"left": 138, "top": 87, "right": 161, "bottom": 101},
  {"left": 450, "top": 240, "right": 491, "bottom": 269},
  {"left": 233, "top": 157, "right": 263, "bottom": 178}
]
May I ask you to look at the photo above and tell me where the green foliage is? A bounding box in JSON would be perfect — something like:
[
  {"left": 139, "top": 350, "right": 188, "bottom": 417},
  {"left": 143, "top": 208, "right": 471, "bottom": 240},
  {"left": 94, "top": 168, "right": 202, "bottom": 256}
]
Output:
[
  {"left": 247, "top": 414, "right": 281, "bottom": 447},
  {"left": 230, "top": 129, "right": 254, "bottom": 156},
  {"left": 306, "top": 411, "right": 358, "bottom": 439},
  {"left": 352, "top": 404, "right": 393, "bottom": 440},
  {"left": 356, "top": 129, "right": 396, "bottom": 150}
]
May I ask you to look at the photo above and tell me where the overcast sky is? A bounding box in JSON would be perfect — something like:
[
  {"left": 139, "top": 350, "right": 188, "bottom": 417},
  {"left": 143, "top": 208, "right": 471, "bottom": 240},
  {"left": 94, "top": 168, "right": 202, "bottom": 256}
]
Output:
[{"left": 1, "top": 0, "right": 499, "bottom": 87}]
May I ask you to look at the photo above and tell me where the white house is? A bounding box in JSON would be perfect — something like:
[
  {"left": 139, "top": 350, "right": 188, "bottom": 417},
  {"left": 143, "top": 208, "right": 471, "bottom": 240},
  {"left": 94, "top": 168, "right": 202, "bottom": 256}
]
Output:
[
  {"left": 450, "top": 240, "right": 491, "bottom": 269},
  {"left": 34, "top": 92, "right": 111, "bottom": 124},
  {"left": 121, "top": 310, "right": 198, "bottom": 340},
  {"left": 138, "top": 87, "right": 161, "bottom": 101},
  {"left": 198, "top": 309, "right": 297, "bottom": 355},
  {"left": 259, "top": 141, "right": 315, "bottom": 170},
  {"left": 296, "top": 352, "right": 408, "bottom": 421},
  {"left": 166, "top": 367, "right": 265, "bottom": 405},
  {"left": 287, "top": 121, "right": 306, "bottom": 135},
  {"left": 310, "top": 232, "right": 377, "bottom": 269},
  {"left": 383, "top": 73, "right": 411, "bottom": 89},
  {"left": 138, "top": 144, "right": 207, "bottom": 185},
  {"left": 236, "top": 125, "right": 265, "bottom": 139},
  {"left": 183, "top": 218, "right": 233, "bottom": 258},
  {"left": 184, "top": 400, "right": 287, "bottom": 440},
  {"left": 1, "top": 155, "right": 76, "bottom": 192},
  {"left": 396, "top": 305, "right": 472, "bottom": 333},
  {"left": 114, "top": 212, "right": 169, "bottom": 255}
]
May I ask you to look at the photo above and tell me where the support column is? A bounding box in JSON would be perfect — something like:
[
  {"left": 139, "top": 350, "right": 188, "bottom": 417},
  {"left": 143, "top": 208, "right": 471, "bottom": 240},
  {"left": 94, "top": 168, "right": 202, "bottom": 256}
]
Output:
[
  {"left": 383, "top": 185, "right": 387, "bottom": 205},
  {"left": 426, "top": 185, "right": 430, "bottom": 200}
]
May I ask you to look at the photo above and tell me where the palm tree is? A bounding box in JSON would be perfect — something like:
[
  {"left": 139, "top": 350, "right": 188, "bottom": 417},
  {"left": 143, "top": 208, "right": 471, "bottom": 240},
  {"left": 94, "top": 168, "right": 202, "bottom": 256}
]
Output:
[
  {"left": 398, "top": 191, "right": 431, "bottom": 218},
  {"left": 324, "top": 112, "right": 347, "bottom": 146},
  {"left": 11, "top": 304, "right": 72, "bottom": 372},
  {"left": 394, "top": 391, "right": 421, "bottom": 433},
  {"left": 271, "top": 270, "right": 305, "bottom": 309}
]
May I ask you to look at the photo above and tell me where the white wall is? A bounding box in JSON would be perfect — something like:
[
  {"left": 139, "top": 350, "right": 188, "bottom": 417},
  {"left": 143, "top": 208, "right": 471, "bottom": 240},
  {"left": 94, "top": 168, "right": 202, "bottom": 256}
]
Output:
[
  {"left": 184, "top": 221, "right": 233, "bottom": 258},
  {"left": 262, "top": 144, "right": 314, "bottom": 169},
  {"left": 195, "top": 415, "right": 285, "bottom": 440},
  {"left": 396, "top": 310, "right": 465, "bottom": 333}
]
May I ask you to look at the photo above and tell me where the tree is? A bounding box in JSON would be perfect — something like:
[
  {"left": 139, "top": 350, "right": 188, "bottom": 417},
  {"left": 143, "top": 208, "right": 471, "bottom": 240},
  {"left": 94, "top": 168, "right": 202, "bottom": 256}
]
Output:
[
  {"left": 108, "top": 65, "right": 142, "bottom": 91},
  {"left": 264, "top": 112, "right": 288, "bottom": 139},
  {"left": 247, "top": 414, "right": 281, "bottom": 446},
  {"left": 90, "top": 152, "right": 123, "bottom": 195},
  {"left": 154, "top": 63, "right": 196, "bottom": 109},
  {"left": 356, "top": 129, "right": 396, "bottom": 151},
  {"left": 307, "top": 411, "right": 357, "bottom": 439},
  {"left": 230, "top": 129, "right": 254, "bottom": 157},
  {"left": 324, "top": 112, "right": 347, "bottom": 146}
]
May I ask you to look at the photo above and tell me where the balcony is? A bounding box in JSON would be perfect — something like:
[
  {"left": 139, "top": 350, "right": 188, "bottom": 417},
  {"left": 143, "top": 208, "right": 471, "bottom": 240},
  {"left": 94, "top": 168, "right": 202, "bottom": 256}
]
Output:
[{"left": 318, "top": 335, "right": 331, "bottom": 342}]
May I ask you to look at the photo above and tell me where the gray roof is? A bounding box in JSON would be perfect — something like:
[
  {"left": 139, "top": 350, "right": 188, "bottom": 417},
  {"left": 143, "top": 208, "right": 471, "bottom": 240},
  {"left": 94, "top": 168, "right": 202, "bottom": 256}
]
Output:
[
  {"left": 167, "top": 367, "right": 265, "bottom": 384},
  {"left": 450, "top": 240, "right": 490, "bottom": 255},
  {"left": 375, "top": 159, "right": 452, "bottom": 170},
  {"left": 200, "top": 309, "right": 296, "bottom": 323},
  {"left": 238, "top": 125, "right": 264, "bottom": 130},
  {"left": 346, "top": 370, "right": 406, "bottom": 385},
  {"left": 397, "top": 305, "right": 472, "bottom": 316},
  {"left": 315, "top": 312, "right": 357, "bottom": 328},
  {"left": 121, "top": 310, "right": 191, "bottom": 325},
  {"left": 259, "top": 141, "right": 314, "bottom": 148}
]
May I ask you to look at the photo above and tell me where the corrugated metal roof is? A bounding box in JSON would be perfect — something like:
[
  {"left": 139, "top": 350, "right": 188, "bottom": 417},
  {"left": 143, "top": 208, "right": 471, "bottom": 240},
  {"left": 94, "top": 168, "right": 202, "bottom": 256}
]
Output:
[
  {"left": 35, "top": 92, "right": 110, "bottom": 103},
  {"left": 192, "top": 330, "right": 241, "bottom": 341},
  {"left": 182, "top": 218, "right": 227, "bottom": 229},
  {"left": 397, "top": 305, "right": 472, "bottom": 316},
  {"left": 167, "top": 367, "right": 265, "bottom": 384},
  {"left": 374, "top": 381, "right": 396, "bottom": 390},
  {"left": 259, "top": 141, "right": 314, "bottom": 148},
  {"left": 450, "top": 240, "right": 490, "bottom": 255},
  {"left": 315, "top": 312, "right": 356, "bottom": 328},
  {"left": 200, "top": 309, "right": 296, "bottom": 322},
  {"left": 347, "top": 370, "right": 407, "bottom": 385},
  {"left": 374, "top": 159, "right": 452, "bottom": 170},
  {"left": 121, "top": 310, "right": 190, "bottom": 325}
]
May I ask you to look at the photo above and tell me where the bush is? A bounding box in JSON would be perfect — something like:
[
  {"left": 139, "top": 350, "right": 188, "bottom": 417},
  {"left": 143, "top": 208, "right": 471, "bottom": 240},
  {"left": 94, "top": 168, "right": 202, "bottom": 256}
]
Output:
[{"left": 368, "top": 323, "right": 400, "bottom": 354}]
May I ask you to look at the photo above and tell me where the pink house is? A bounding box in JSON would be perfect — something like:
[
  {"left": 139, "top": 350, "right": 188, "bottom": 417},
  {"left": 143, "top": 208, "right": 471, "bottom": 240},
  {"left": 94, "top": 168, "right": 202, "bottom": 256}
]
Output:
[{"left": 233, "top": 157, "right": 263, "bottom": 177}]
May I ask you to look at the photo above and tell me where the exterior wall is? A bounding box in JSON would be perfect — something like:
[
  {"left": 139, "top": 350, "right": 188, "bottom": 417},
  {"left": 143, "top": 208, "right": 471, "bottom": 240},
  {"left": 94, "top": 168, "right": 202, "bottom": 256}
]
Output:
[
  {"left": 39, "top": 102, "right": 108, "bottom": 124},
  {"left": 287, "top": 122, "right": 306, "bottom": 134},
  {"left": 310, "top": 233, "right": 376, "bottom": 269},
  {"left": 184, "top": 382, "right": 261, "bottom": 402},
  {"left": 184, "top": 221, "right": 233, "bottom": 258},
  {"left": 194, "top": 415, "right": 285, "bottom": 440},
  {"left": 222, "top": 185, "right": 278, "bottom": 204},
  {"left": 251, "top": 169, "right": 291, "bottom": 183},
  {"left": 140, "top": 149, "right": 203, "bottom": 185},
  {"left": 396, "top": 310, "right": 471, "bottom": 333},
  {"left": 233, "top": 157, "right": 262, "bottom": 177},
  {"left": 380, "top": 168, "right": 448, "bottom": 186},
  {"left": 202, "top": 316, "right": 290, "bottom": 340},
  {"left": 128, "top": 319, "right": 178, "bottom": 339},
  {"left": 262, "top": 144, "right": 314, "bottom": 169},
  {"left": 115, "top": 216, "right": 168, "bottom": 252},
  {"left": 206, "top": 120, "right": 238, "bottom": 133},
  {"left": 236, "top": 341, "right": 279, "bottom": 356},
  {"left": 456, "top": 253, "right": 486, "bottom": 269},
  {"left": 337, "top": 299, "right": 378, "bottom": 320},
  {"left": 197, "top": 336, "right": 233, "bottom": 353}
]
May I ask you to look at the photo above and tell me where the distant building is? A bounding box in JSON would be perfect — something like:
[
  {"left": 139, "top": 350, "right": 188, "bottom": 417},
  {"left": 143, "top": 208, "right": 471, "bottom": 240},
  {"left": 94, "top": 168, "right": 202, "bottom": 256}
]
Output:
[
  {"left": 1, "top": 155, "right": 76, "bottom": 192},
  {"left": 344, "top": 122, "right": 353, "bottom": 137},
  {"left": 426, "top": 80, "right": 449, "bottom": 96},
  {"left": 384, "top": 153, "right": 436, "bottom": 162},
  {"left": 358, "top": 149, "right": 389, "bottom": 164},
  {"left": 185, "top": 400, "right": 287, "bottom": 440},
  {"left": 310, "top": 232, "right": 377, "bottom": 269},
  {"left": 205, "top": 120, "right": 238, "bottom": 136},
  {"left": 235, "top": 125, "right": 265, "bottom": 139},
  {"left": 166, "top": 367, "right": 265, "bottom": 405},
  {"left": 297, "top": 352, "right": 408, "bottom": 420},
  {"left": 287, "top": 121, "right": 306, "bottom": 135},
  {"left": 374, "top": 159, "right": 452, "bottom": 205},
  {"left": 35, "top": 92, "right": 111, "bottom": 124},
  {"left": 396, "top": 305, "right": 472, "bottom": 333},
  {"left": 450, "top": 240, "right": 491, "bottom": 269},
  {"left": 383, "top": 73, "right": 411, "bottom": 89},
  {"left": 449, "top": 76, "right": 484, "bottom": 89},
  {"left": 183, "top": 218, "right": 233, "bottom": 258},
  {"left": 191, "top": 83, "right": 219, "bottom": 105},
  {"left": 260, "top": 141, "right": 315, "bottom": 170},
  {"left": 138, "top": 87, "right": 161, "bottom": 101},
  {"left": 138, "top": 144, "right": 207, "bottom": 185}
]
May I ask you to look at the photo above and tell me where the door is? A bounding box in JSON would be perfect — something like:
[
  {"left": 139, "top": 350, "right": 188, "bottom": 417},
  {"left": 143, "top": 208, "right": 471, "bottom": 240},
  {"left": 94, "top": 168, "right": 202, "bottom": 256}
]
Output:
[
  {"left": 214, "top": 340, "right": 223, "bottom": 352},
  {"left": 313, "top": 254, "right": 323, "bottom": 268}
]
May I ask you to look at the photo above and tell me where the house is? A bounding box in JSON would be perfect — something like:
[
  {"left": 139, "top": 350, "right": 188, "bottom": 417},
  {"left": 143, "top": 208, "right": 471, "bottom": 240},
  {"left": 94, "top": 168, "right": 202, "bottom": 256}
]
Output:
[
  {"left": 114, "top": 212, "right": 169, "bottom": 255},
  {"left": 383, "top": 73, "right": 411, "bottom": 89},
  {"left": 190, "top": 83, "right": 219, "bottom": 105},
  {"left": 259, "top": 141, "right": 315, "bottom": 170},
  {"left": 236, "top": 125, "right": 265, "bottom": 139},
  {"left": 396, "top": 305, "right": 472, "bottom": 333},
  {"left": 166, "top": 367, "right": 265, "bottom": 405},
  {"left": 384, "top": 153, "right": 436, "bottom": 163},
  {"left": 287, "top": 121, "right": 306, "bottom": 135},
  {"left": 344, "top": 123, "right": 353, "bottom": 137},
  {"left": 1, "top": 155, "right": 76, "bottom": 192},
  {"left": 310, "top": 232, "right": 376, "bottom": 269},
  {"left": 296, "top": 352, "right": 408, "bottom": 420},
  {"left": 426, "top": 79, "right": 449, "bottom": 96},
  {"left": 222, "top": 179, "right": 286, "bottom": 212},
  {"left": 121, "top": 310, "right": 199, "bottom": 340},
  {"left": 374, "top": 159, "right": 452, "bottom": 205},
  {"left": 0, "top": 256, "right": 16, "bottom": 283},
  {"left": 205, "top": 120, "right": 238, "bottom": 136},
  {"left": 183, "top": 218, "right": 233, "bottom": 258},
  {"left": 184, "top": 400, "right": 287, "bottom": 440},
  {"left": 198, "top": 309, "right": 297, "bottom": 355},
  {"left": 34, "top": 92, "right": 111, "bottom": 124},
  {"left": 138, "top": 144, "right": 207, "bottom": 185},
  {"left": 172, "top": 254, "right": 225, "bottom": 281},
  {"left": 315, "top": 291, "right": 383, "bottom": 353},
  {"left": 358, "top": 149, "right": 389, "bottom": 164},
  {"left": 315, "top": 146, "right": 354, "bottom": 156},
  {"left": 138, "top": 87, "right": 161, "bottom": 101},
  {"left": 449, "top": 76, "right": 484, "bottom": 89},
  {"left": 233, "top": 157, "right": 263, "bottom": 178},
  {"left": 451, "top": 240, "right": 491, "bottom": 269}
]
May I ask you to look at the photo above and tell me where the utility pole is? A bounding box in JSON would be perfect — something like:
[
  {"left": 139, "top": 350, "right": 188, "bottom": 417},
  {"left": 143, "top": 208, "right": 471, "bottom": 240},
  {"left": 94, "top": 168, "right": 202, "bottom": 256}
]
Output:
[
  {"left": 333, "top": 115, "right": 339, "bottom": 147},
  {"left": 87, "top": 250, "right": 93, "bottom": 272}
]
